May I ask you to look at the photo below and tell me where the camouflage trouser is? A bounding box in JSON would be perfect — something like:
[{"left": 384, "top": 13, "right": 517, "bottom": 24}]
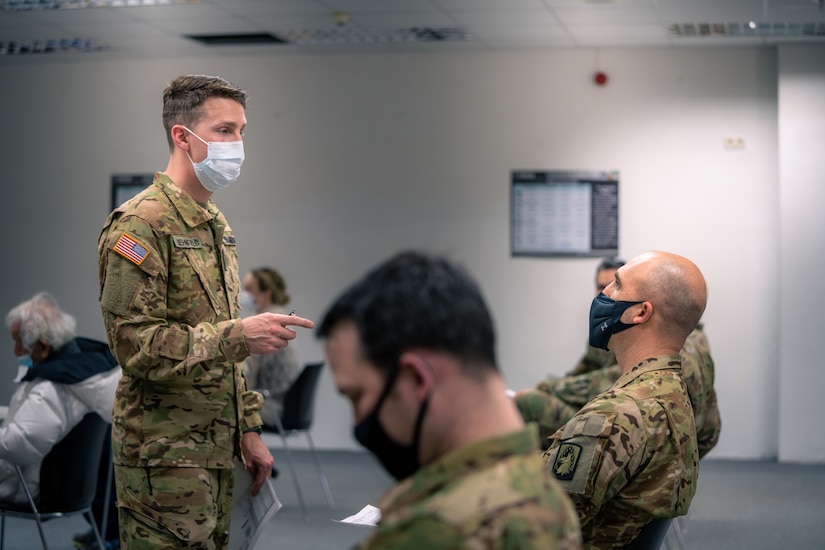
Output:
[
  {"left": 515, "top": 390, "right": 579, "bottom": 450},
  {"left": 114, "top": 465, "right": 235, "bottom": 549}
]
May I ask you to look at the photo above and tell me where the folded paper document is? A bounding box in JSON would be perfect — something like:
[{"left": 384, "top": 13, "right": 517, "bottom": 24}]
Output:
[{"left": 336, "top": 504, "right": 381, "bottom": 527}]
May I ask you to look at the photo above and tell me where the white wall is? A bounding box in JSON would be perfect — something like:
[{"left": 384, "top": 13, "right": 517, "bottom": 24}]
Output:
[
  {"left": 0, "top": 46, "right": 816, "bottom": 460},
  {"left": 777, "top": 45, "right": 825, "bottom": 463}
]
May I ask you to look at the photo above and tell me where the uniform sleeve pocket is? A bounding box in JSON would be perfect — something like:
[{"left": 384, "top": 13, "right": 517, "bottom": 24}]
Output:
[
  {"left": 101, "top": 251, "right": 152, "bottom": 317},
  {"left": 545, "top": 412, "right": 616, "bottom": 497}
]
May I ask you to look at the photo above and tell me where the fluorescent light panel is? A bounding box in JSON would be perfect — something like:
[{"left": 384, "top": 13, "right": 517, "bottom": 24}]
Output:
[
  {"left": 0, "top": 0, "right": 196, "bottom": 11},
  {"left": 275, "top": 27, "right": 471, "bottom": 45},
  {"left": 670, "top": 21, "right": 825, "bottom": 37},
  {"left": 0, "top": 37, "right": 107, "bottom": 53}
]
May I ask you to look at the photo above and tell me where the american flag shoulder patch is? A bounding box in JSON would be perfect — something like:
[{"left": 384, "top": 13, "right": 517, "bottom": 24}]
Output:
[{"left": 113, "top": 232, "right": 150, "bottom": 266}]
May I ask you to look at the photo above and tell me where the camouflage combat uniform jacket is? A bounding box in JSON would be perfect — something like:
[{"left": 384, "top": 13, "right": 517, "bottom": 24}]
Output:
[
  {"left": 97, "top": 173, "right": 262, "bottom": 469},
  {"left": 527, "top": 326, "right": 720, "bottom": 457},
  {"left": 542, "top": 356, "right": 698, "bottom": 549},
  {"left": 679, "top": 326, "right": 720, "bottom": 458},
  {"left": 359, "top": 425, "right": 582, "bottom": 550},
  {"left": 565, "top": 346, "right": 616, "bottom": 377}
]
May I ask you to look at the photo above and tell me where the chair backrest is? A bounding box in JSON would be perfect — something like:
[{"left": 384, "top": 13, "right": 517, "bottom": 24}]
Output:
[
  {"left": 626, "top": 518, "right": 673, "bottom": 550},
  {"left": 38, "top": 412, "right": 108, "bottom": 513},
  {"left": 280, "top": 362, "right": 324, "bottom": 432}
]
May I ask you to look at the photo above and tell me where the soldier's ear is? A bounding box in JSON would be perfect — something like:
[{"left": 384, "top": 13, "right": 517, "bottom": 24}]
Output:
[
  {"left": 632, "top": 301, "right": 653, "bottom": 324},
  {"left": 397, "top": 352, "right": 436, "bottom": 402},
  {"left": 171, "top": 125, "right": 190, "bottom": 151}
]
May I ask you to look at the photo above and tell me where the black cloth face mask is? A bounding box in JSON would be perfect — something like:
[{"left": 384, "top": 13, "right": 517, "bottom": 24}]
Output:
[
  {"left": 589, "top": 292, "right": 643, "bottom": 350},
  {"left": 353, "top": 366, "right": 430, "bottom": 481}
]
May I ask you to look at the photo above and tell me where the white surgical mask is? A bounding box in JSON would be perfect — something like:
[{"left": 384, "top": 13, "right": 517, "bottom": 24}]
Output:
[
  {"left": 239, "top": 290, "right": 256, "bottom": 312},
  {"left": 184, "top": 126, "right": 245, "bottom": 192}
]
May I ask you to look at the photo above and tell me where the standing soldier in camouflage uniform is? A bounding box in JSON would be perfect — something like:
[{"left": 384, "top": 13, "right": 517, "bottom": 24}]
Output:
[
  {"left": 318, "top": 252, "right": 582, "bottom": 549},
  {"left": 97, "top": 74, "right": 315, "bottom": 549},
  {"left": 542, "top": 251, "right": 705, "bottom": 548}
]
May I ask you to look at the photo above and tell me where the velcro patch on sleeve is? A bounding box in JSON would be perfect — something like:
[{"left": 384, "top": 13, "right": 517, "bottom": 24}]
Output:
[
  {"left": 552, "top": 442, "right": 582, "bottom": 480},
  {"left": 550, "top": 413, "right": 613, "bottom": 496},
  {"left": 113, "top": 232, "right": 150, "bottom": 266}
]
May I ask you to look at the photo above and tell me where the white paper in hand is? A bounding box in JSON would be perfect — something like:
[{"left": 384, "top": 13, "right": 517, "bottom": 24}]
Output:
[{"left": 229, "top": 459, "right": 282, "bottom": 550}]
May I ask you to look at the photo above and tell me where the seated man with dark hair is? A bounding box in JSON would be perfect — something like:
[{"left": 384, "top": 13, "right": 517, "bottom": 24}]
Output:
[{"left": 318, "top": 251, "right": 581, "bottom": 549}]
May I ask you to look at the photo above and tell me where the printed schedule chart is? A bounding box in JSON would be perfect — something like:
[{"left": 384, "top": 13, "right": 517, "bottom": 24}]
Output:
[{"left": 511, "top": 170, "right": 618, "bottom": 257}]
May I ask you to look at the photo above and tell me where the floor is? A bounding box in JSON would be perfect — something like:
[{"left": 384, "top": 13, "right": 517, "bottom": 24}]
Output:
[{"left": 2, "top": 448, "right": 824, "bottom": 549}]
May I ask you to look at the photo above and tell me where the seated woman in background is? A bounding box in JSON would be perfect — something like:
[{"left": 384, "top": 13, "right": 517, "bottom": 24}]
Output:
[{"left": 240, "top": 267, "right": 301, "bottom": 428}]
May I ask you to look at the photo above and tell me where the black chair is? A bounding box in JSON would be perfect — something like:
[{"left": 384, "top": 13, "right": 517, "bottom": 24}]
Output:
[
  {"left": 626, "top": 518, "right": 674, "bottom": 550},
  {"left": 261, "top": 362, "right": 335, "bottom": 518},
  {"left": 0, "top": 412, "right": 109, "bottom": 550}
]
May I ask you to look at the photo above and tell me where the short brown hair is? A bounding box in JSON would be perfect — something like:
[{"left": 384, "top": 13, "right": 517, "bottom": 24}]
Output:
[{"left": 162, "top": 74, "right": 247, "bottom": 149}]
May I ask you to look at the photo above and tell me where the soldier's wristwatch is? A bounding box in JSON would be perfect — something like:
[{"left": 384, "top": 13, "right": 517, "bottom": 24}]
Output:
[{"left": 243, "top": 426, "right": 263, "bottom": 435}]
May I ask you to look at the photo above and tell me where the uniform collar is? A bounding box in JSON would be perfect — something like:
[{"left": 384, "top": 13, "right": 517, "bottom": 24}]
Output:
[
  {"left": 154, "top": 172, "right": 217, "bottom": 228},
  {"left": 378, "top": 425, "right": 539, "bottom": 515},
  {"left": 615, "top": 355, "right": 682, "bottom": 388}
]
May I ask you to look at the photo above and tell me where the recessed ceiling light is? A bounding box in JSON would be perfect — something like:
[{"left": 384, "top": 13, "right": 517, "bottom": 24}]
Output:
[{"left": 186, "top": 33, "right": 286, "bottom": 46}]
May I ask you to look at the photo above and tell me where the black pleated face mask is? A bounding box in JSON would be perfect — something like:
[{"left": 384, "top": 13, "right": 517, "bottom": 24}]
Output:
[
  {"left": 588, "top": 292, "right": 643, "bottom": 350},
  {"left": 353, "top": 367, "right": 430, "bottom": 481}
]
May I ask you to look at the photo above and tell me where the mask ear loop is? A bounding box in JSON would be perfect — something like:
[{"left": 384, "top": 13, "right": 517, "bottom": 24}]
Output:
[
  {"left": 182, "top": 126, "right": 210, "bottom": 167},
  {"left": 370, "top": 365, "right": 401, "bottom": 416},
  {"left": 375, "top": 355, "right": 433, "bottom": 444},
  {"left": 181, "top": 126, "right": 208, "bottom": 145},
  {"left": 409, "top": 354, "right": 436, "bottom": 455},
  {"left": 410, "top": 392, "right": 430, "bottom": 451}
]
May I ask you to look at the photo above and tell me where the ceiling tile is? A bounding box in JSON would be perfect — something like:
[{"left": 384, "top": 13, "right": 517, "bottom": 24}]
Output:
[{"left": 451, "top": 9, "right": 558, "bottom": 27}]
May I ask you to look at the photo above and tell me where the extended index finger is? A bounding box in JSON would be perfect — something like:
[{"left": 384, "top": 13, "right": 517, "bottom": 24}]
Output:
[{"left": 280, "top": 315, "right": 315, "bottom": 330}]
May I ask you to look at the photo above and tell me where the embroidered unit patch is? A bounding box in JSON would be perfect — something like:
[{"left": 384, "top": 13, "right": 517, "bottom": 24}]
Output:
[
  {"left": 553, "top": 442, "right": 582, "bottom": 480},
  {"left": 114, "top": 232, "right": 150, "bottom": 265}
]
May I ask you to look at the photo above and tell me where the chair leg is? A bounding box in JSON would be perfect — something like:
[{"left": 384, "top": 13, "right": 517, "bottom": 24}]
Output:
[
  {"left": 304, "top": 432, "right": 335, "bottom": 509},
  {"left": 85, "top": 509, "right": 106, "bottom": 550},
  {"left": 32, "top": 515, "right": 49, "bottom": 550},
  {"left": 670, "top": 516, "right": 687, "bottom": 550},
  {"left": 15, "top": 465, "right": 48, "bottom": 550},
  {"left": 278, "top": 432, "right": 309, "bottom": 520},
  {"left": 101, "top": 449, "right": 114, "bottom": 544}
]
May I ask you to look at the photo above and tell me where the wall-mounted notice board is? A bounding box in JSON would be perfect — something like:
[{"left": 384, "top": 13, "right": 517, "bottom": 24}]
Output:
[
  {"left": 111, "top": 173, "right": 153, "bottom": 212},
  {"left": 511, "top": 170, "right": 619, "bottom": 258}
]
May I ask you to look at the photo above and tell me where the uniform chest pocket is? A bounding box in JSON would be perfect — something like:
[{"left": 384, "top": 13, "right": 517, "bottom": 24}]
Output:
[
  {"left": 545, "top": 412, "right": 617, "bottom": 497},
  {"left": 167, "top": 244, "right": 224, "bottom": 325}
]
